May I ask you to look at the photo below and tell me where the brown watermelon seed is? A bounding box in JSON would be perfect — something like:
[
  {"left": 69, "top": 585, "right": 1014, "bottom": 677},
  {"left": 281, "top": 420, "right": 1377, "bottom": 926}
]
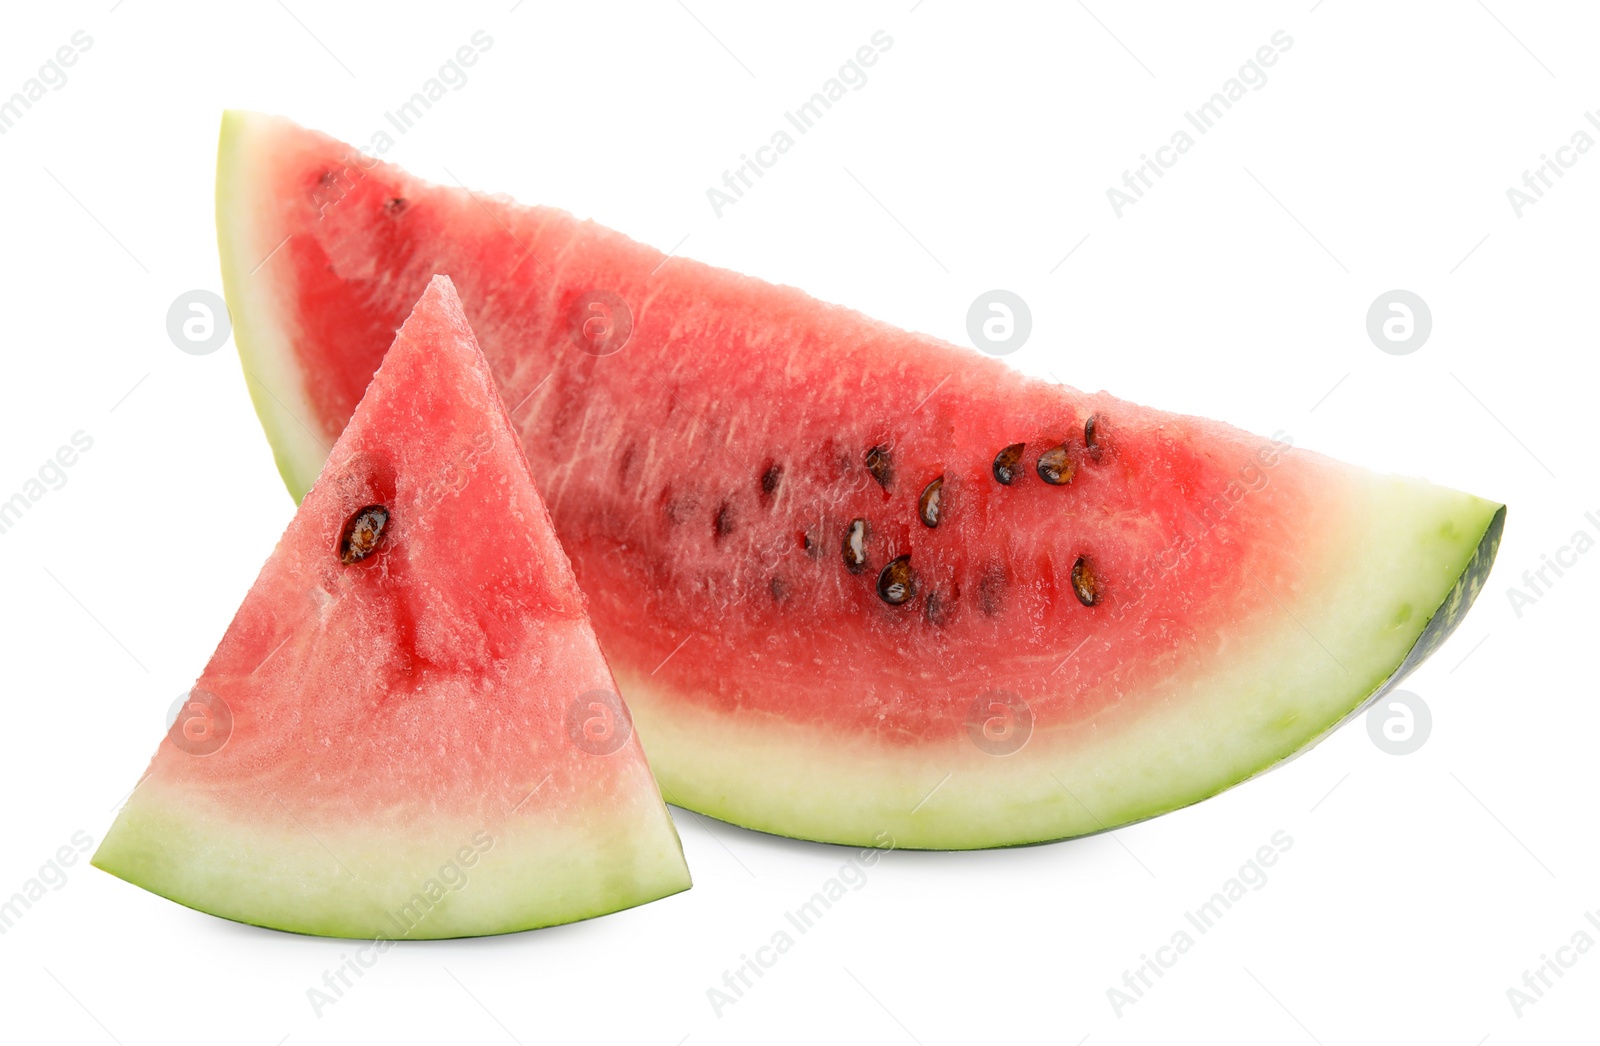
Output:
[
  {"left": 770, "top": 576, "right": 788, "bottom": 602},
  {"left": 1085, "top": 414, "right": 1106, "bottom": 461},
  {"left": 842, "top": 518, "right": 868, "bottom": 573},
  {"left": 338, "top": 505, "right": 390, "bottom": 565},
  {"left": 384, "top": 197, "right": 408, "bottom": 215},
  {"left": 760, "top": 462, "right": 783, "bottom": 502},
  {"left": 992, "top": 443, "right": 1025, "bottom": 485},
  {"left": 877, "top": 555, "right": 916, "bottom": 605},
  {"left": 924, "top": 589, "right": 950, "bottom": 626},
  {"left": 1071, "top": 555, "right": 1099, "bottom": 607},
  {"left": 1036, "top": 444, "right": 1074, "bottom": 485},
  {"left": 917, "top": 475, "right": 944, "bottom": 528},
  {"left": 714, "top": 501, "right": 735, "bottom": 541},
  {"left": 865, "top": 444, "right": 893, "bottom": 490}
]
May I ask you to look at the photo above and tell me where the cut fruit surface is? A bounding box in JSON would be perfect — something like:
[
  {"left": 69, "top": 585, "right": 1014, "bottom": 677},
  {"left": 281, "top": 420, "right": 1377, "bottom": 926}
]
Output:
[
  {"left": 94, "top": 276, "right": 690, "bottom": 935},
  {"left": 217, "top": 111, "right": 1506, "bottom": 849}
]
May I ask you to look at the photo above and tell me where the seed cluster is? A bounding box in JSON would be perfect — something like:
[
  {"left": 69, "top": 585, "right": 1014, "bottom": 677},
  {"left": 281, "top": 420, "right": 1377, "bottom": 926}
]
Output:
[{"left": 830, "top": 414, "right": 1108, "bottom": 612}]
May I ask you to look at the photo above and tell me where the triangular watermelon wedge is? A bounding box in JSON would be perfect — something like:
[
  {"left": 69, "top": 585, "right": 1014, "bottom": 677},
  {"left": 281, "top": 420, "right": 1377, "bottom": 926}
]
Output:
[{"left": 93, "top": 275, "right": 690, "bottom": 937}]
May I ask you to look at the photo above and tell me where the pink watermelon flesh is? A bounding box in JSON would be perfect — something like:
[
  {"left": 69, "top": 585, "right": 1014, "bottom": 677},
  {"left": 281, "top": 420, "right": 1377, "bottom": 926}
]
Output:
[
  {"left": 218, "top": 112, "right": 1505, "bottom": 849},
  {"left": 93, "top": 275, "right": 690, "bottom": 936}
]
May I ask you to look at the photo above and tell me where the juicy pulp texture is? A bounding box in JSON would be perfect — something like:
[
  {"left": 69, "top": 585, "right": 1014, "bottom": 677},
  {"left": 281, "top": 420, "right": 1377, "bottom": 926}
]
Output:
[
  {"left": 217, "top": 111, "right": 1505, "bottom": 848},
  {"left": 94, "top": 276, "right": 690, "bottom": 933}
]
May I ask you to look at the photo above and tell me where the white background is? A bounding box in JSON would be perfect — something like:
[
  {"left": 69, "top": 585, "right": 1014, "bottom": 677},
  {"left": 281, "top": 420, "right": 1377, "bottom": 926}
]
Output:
[{"left": 0, "top": 1, "right": 1594, "bottom": 1042}]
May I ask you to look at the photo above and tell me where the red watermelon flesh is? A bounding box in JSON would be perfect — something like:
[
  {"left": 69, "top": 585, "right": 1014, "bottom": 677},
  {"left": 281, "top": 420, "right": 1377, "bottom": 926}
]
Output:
[
  {"left": 93, "top": 275, "right": 690, "bottom": 936},
  {"left": 217, "top": 112, "right": 1504, "bottom": 849}
]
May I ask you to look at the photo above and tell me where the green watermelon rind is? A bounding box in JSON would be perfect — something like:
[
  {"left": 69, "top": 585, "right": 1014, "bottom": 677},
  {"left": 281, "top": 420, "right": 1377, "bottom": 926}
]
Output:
[
  {"left": 617, "top": 481, "right": 1505, "bottom": 849},
  {"left": 93, "top": 785, "right": 691, "bottom": 939},
  {"left": 217, "top": 110, "right": 330, "bottom": 502}
]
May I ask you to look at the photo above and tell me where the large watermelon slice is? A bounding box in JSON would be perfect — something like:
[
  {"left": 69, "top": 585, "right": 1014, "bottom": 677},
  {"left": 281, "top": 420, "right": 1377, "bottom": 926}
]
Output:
[
  {"left": 217, "top": 112, "right": 1505, "bottom": 850},
  {"left": 94, "top": 275, "right": 690, "bottom": 936}
]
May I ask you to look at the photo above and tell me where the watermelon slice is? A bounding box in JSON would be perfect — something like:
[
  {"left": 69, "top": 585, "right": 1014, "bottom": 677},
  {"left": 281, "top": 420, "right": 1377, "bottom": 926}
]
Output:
[
  {"left": 94, "top": 275, "right": 690, "bottom": 936},
  {"left": 217, "top": 112, "right": 1505, "bottom": 850}
]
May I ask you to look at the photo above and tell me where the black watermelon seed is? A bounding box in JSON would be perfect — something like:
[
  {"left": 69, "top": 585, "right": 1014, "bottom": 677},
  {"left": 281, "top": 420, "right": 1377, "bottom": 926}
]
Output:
[
  {"left": 1036, "top": 444, "right": 1074, "bottom": 485},
  {"left": 760, "top": 462, "right": 783, "bottom": 502},
  {"left": 1085, "top": 414, "right": 1106, "bottom": 461},
  {"left": 1071, "top": 555, "right": 1100, "bottom": 607},
  {"left": 992, "top": 443, "right": 1025, "bottom": 485},
  {"left": 865, "top": 445, "right": 893, "bottom": 490},
  {"left": 842, "top": 518, "right": 868, "bottom": 573},
  {"left": 714, "top": 501, "right": 735, "bottom": 541},
  {"left": 384, "top": 197, "right": 408, "bottom": 215},
  {"left": 918, "top": 476, "right": 944, "bottom": 528},
  {"left": 338, "top": 505, "right": 390, "bottom": 565},
  {"left": 877, "top": 555, "right": 915, "bottom": 605}
]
